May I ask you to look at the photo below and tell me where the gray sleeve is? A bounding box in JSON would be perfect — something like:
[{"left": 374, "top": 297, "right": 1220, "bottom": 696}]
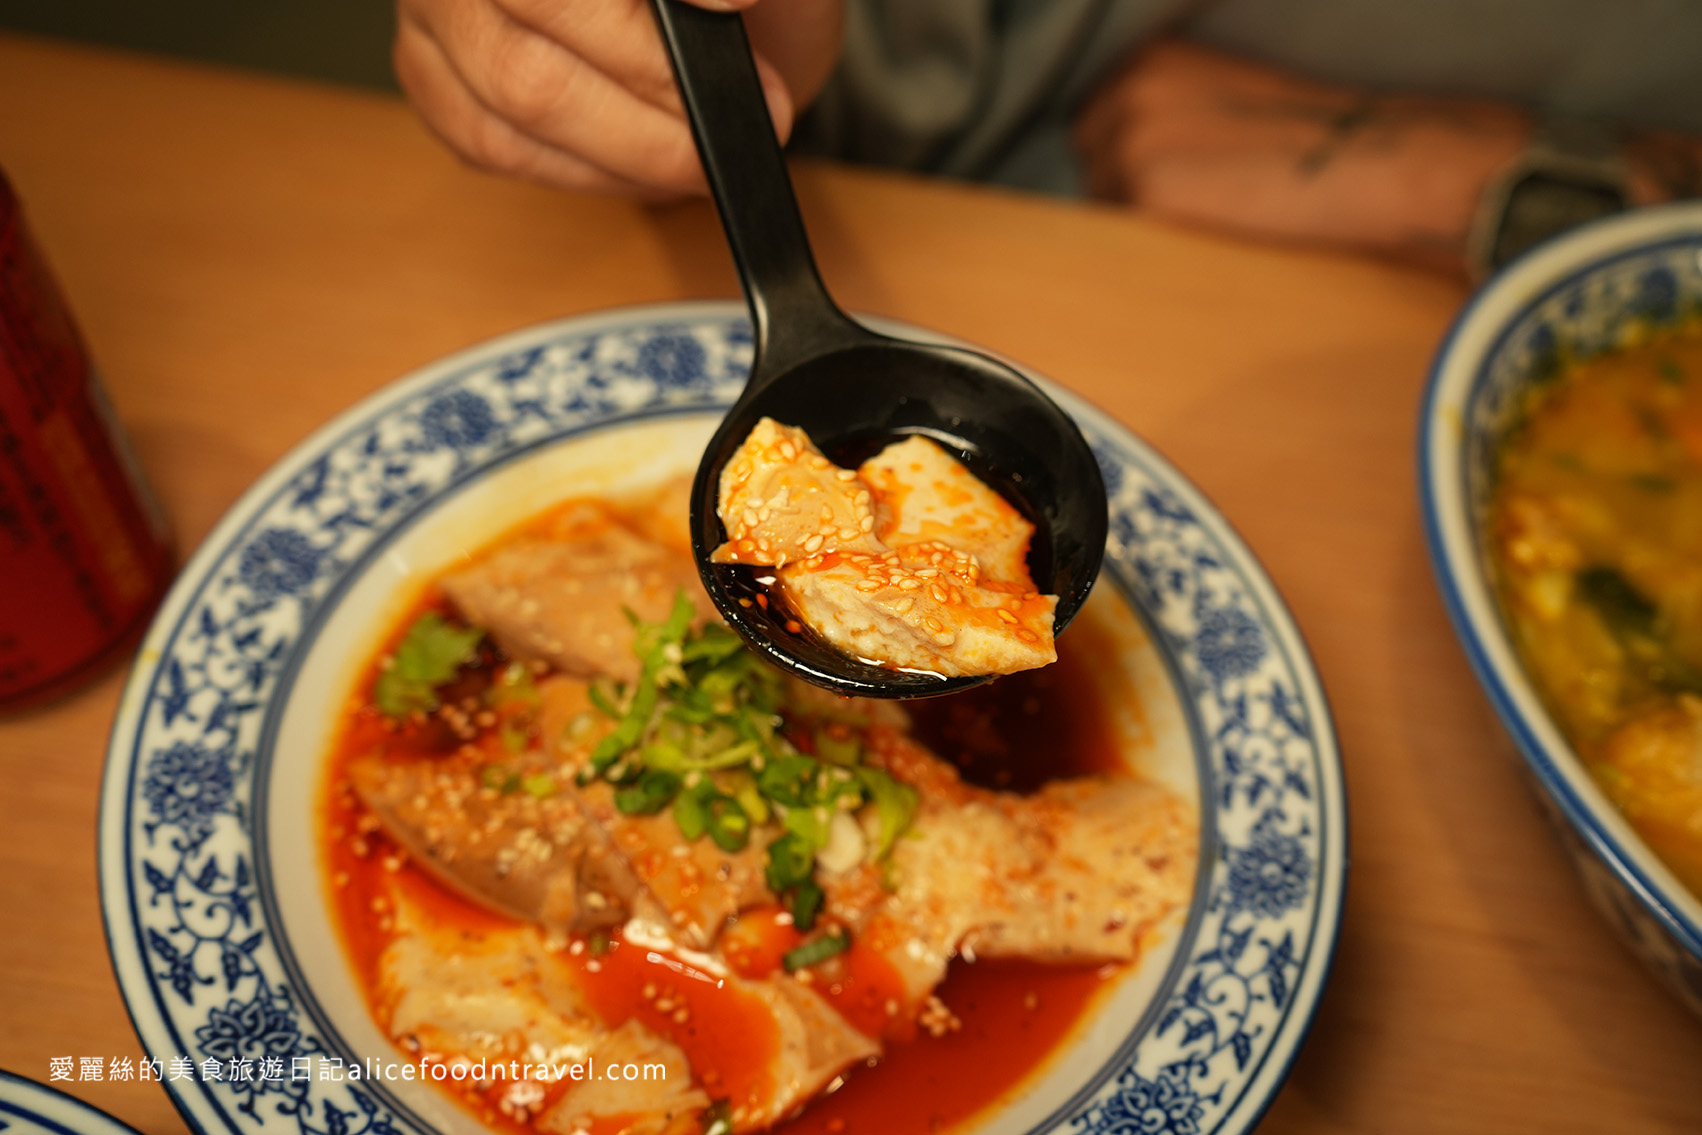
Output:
[
  {"left": 790, "top": 0, "right": 1188, "bottom": 192},
  {"left": 1185, "top": 0, "right": 1702, "bottom": 135}
]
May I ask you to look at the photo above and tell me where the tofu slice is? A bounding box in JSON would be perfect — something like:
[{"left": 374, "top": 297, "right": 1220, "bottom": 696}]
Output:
[
  {"left": 711, "top": 421, "right": 1058, "bottom": 677},
  {"left": 711, "top": 419, "right": 884, "bottom": 566},
  {"left": 859, "top": 435, "right": 1035, "bottom": 583},
  {"left": 775, "top": 557, "right": 1056, "bottom": 676}
]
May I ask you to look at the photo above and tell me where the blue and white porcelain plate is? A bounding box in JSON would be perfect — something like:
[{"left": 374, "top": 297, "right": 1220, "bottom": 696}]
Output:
[
  {"left": 0, "top": 1070, "right": 146, "bottom": 1135},
  {"left": 100, "top": 302, "right": 1345, "bottom": 1135}
]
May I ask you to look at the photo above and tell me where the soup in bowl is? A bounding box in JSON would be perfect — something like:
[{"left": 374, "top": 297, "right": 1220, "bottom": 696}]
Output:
[{"left": 1421, "top": 202, "right": 1702, "bottom": 1014}]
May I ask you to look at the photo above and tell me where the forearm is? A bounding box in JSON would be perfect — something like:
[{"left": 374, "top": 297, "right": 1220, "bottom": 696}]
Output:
[{"left": 1076, "top": 41, "right": 1702, "bottom": 278}]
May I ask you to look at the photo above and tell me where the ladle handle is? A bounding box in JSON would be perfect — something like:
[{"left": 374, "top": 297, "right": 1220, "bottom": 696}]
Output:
[{"left": 649, "top": 0, "right": 858, "bottom": 384}]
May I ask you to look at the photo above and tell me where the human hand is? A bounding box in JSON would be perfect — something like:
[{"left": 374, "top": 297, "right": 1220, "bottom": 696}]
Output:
[
  {"left": 1074, "top": 41, "right": 1532, "bottom": 275},
  {"left": 396, "top": 0, "right": 844, "bottom": 198}
]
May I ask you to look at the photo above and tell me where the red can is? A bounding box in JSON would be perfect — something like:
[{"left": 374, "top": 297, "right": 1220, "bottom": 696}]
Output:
[{"left": 0, "top": 168, "right": 172, "bottom": 710}]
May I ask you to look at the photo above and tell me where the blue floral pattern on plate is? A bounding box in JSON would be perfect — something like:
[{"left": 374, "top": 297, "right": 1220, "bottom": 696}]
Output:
[{"left": 103, "top": 303, "right": 1344, "bottom": 1135}]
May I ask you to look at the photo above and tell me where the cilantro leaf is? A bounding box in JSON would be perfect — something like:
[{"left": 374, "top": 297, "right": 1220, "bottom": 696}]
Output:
[{"left": 374, "top": 612, "right": 484, "bottom": 717}]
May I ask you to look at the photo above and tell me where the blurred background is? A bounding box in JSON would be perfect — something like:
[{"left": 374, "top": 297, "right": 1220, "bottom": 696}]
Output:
[{"left": 0, "top": 0, "right": 399, "bottom": 91}]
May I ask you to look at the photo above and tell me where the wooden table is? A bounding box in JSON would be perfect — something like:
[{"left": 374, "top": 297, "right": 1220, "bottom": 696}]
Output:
[{"left": 2, "top": 30, "right": 1699, "bottom": 1135}]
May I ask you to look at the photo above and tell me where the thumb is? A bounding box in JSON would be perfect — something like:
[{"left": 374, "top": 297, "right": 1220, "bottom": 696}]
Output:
[{"left": 751, "top": 51, "right": 797, "bottom": 142}]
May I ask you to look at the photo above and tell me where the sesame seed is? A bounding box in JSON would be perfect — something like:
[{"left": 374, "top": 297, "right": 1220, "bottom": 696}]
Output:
[
  {"left": 931, "top": 584, "right": 948, "bottom": 602},
  {"left": 860, "top": 516, "right": 874, "bottom": 532},
  {"left": 998, "top": 609, "right": 1018, "bottom": 623},
  {"left": 804, "top": 534, "right": 824, "bottom": 554},
  {"left": 836, "top": 469, "right": 858, "bottom": 482},
  {"left": 1016, "top": 629, "right": 1038, "bottom": 642},
  {"left": 743, "top": 508, "right": 760, "bottom": 528},
  {"left": 855, "top": 581, "right": 880, "bottom": 593},
  {"left": 898, "top": 578, "right": 922, "bottom": 591},
  {"left": 923, "top": 617, "right": 944, "bottom": 632},
  {"left": 894, "top": 597, "right": 915, "bottom": 613},
  {"left": 786, "top": 620, "right": 803, "bottom": 633}
]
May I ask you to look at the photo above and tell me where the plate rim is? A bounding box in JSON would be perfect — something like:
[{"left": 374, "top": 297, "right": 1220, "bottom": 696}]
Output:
[
  {"left": 99, "top": 299, "right": 1347, "bottom": 1135},
  {"left": 0, "top": 1069, "right": 150, "bottom": 1135}
]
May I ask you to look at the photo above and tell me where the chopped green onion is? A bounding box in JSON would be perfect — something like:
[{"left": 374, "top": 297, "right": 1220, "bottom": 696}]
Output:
[
  {"left": 765, "top": 832, "right": 814, "bottom": 892},
  {"left": 589, "top": 678, "right": 659, "bottom": 772},
  {"left": 588, "top": 679, "right": 624, "bottom": 720},
  {"left": 782, "top": 803, "right": 832, "bottom": 853},
  {"left": 579, "top": 589, "right": 921, "bottom": 913},
  {"left": 673, "top": 782, "right": 710, "bottom": 840},
  {"left": 729, "top": 773, "right": 769, "bottom": 825},
  {"left": 480, "top": 765, "right": 520, "bottom": 793},
  {"left": 489, "top": 661, "right": 540, "bottom": 708},
  {"left": 682, "top": 625, "right": 745, "bottom": 664},
  {"left": 701, "top": 1100, "right": 733, "bottom": 1135},
  {"left": 858, "top": 767, "right": 919, "bottom": 861},
  {"left": 786, "top": 879, "right": 825, "bottom": 934},
  {"left": 782, "top": 926, "right": 849, "bottom": 972},
  {"left": 614, "top": 768, "right": 682, "bottom": 814},
  {"left": 640, "top": 741, "right": 688, "bottom": 772},
  {"left": 500, "top": 717, "right": 532, "bottom": 753},
  {"left": 757, "top": 755, "right": 817, "bottom": 807},
  {"left": 814, "top": 727, "right": 861, "bottom": 767},
  {"left": 521, "top": 773, "right": 558, "bottom": 799},
  {"left": 588, "top": 931, "right": 611, "bottom": 957},
  {"left": 664, "top": 701, "right": 718, "bottom": 726},
  {"left": 705, "top": 794, "right": 750, "bottom": 852}
]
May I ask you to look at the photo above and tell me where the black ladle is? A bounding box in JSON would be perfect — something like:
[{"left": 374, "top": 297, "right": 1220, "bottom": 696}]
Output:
[{"left": 653, "top": 0, "right": 1107, "bottom": 698}]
